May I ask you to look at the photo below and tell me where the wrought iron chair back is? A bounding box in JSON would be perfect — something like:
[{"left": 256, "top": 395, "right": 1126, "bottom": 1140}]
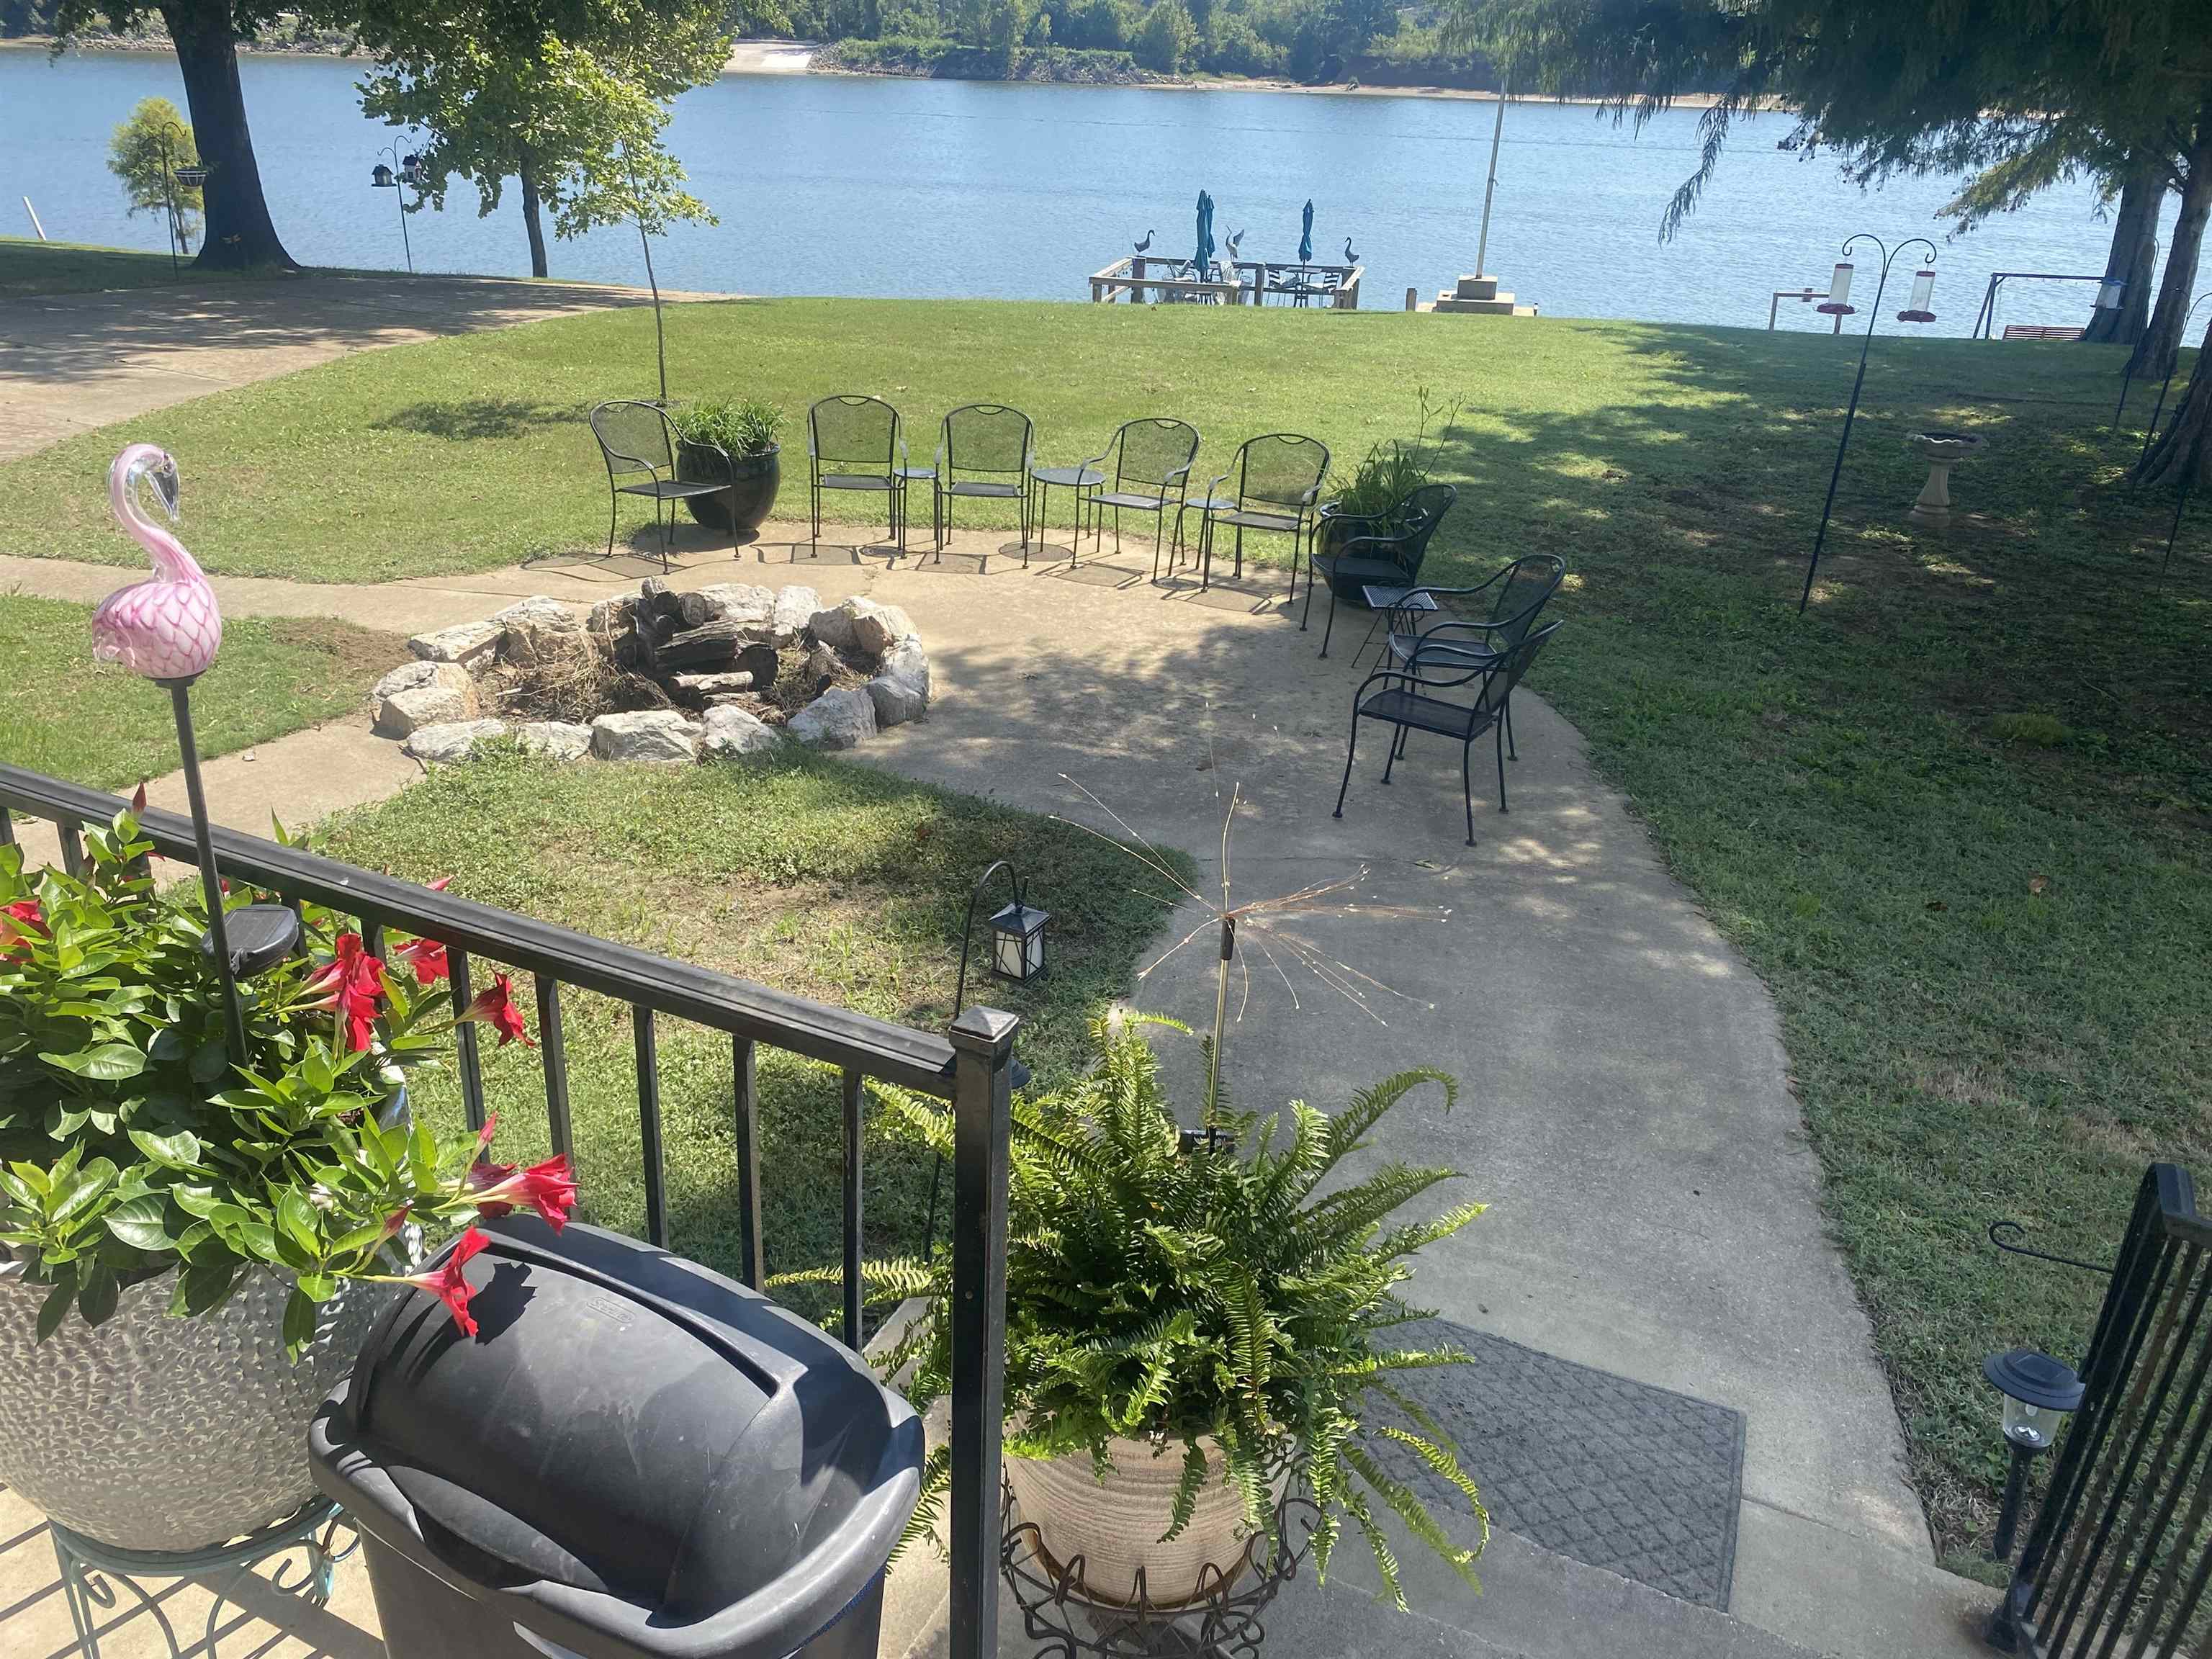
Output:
[
  {"left": 1234, "top": 433, "right": 1331, "bottom": 512},
  {"left": 1111, "top": 417, "right": 1200, "bottom": 495},
  {"left": 940, "top": 403, "right": 1035, "bottom": 487},
  {"left": 809, "top": 394, "right": 902, "bottom": 475},
  {"left": 590, "top": 400, "right": 680, "bottom": 480},
  {"left": 1484, "top": 553, "right": 1567, "bottom": 649}
]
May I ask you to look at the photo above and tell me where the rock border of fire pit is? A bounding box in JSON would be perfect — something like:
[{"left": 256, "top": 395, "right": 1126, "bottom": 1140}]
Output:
[{"left": 374, "top": 587, "right": 931, "bottom": 766}]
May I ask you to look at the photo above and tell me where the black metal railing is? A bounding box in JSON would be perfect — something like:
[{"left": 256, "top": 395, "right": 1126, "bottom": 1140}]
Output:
[
  {"left": 0, "top": 764, "right": 1012, "bottom": 1659},
  {"left": 1996, "top": 1164, "right": 2212, "bottom": 1658}
]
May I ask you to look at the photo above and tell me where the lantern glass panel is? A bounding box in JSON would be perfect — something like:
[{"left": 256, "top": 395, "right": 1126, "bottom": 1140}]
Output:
[
  {"left": 988, "top": 902, "right": 1048, "bottom": 983},
  {"left": 2003, "top": 1393, "right": 2065, "bottom": 1450}
]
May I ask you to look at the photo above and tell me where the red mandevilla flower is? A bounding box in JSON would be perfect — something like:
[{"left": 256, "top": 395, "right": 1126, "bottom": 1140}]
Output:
[
  {"left": 392, "top": 1227, "right": 490, "bottom": 1338},
  {"left": 469, "top": 1156, "right": 581, "bottom": 1232},
  {"left": 391, "top": 937, "right": 449, "bottom": 986},
  {"left": 1, "top": 899, "right": 45, "bottom": 960},
  {"left": 330, "top": 932, "right": 387, "bottom": 1053},
  {"left": 457, "top": 972, "right": 534, "bottom": 1048}
]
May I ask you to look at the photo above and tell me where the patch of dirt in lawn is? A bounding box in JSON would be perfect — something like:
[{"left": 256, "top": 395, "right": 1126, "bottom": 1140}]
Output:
[{"left": 264, "top": 618, "right": 411, "bottom": 683}]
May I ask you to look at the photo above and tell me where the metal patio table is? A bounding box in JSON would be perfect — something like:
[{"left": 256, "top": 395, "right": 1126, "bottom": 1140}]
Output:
[{"left": 1027, "top": 462, "right": 1105, "bottom": 567}]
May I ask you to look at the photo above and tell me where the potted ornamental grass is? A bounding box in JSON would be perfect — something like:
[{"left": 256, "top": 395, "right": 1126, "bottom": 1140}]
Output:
[
  {"left": 811, "top": 1010, "right": 1488, "bottom": 1611},
  {"left": 0, "top": 809, "right": 571, "bottom": 1552},
  {"left": 1317, "top": 387, "right": 1464, "bottom": 562},
  {"left": 673, "top": 397, "right": 786, "bottom": 536}
]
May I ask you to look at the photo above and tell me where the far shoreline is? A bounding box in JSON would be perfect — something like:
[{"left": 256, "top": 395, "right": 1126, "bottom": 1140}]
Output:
[{"left": 2, "top": 33, "right": 1748, "bottom": 110}]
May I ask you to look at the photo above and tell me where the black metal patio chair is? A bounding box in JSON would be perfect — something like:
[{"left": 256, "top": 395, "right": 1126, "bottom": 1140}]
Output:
[
  {"left": 1333, "top": 619, "right": 1562, "bottom": 846},
  {"left": 1305, "top": 482, "right": 1457, "bottom": 657},
  {"left": 1076, "top": 417, "right": 1200, "bottom": 580},
  {"left": 808, "top": 394, "right": 922, "bottom": 554},
  {"left": 588, "top": 400, "right": 732, "bottom": 572},
  {"left": 1382, "top": 554, "right": 1565, "bottom": 759},
  {"left": 935, "top": 403, "right": 1035, "bottom": 567},
  {"left": 1197, "top": 433, "right": 1330, "bottom": 595}
]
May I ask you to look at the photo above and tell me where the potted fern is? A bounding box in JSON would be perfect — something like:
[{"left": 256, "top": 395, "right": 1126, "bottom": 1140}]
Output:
[
  {"left": 673, "top": 397, "right": 786, "bottom": 537},
  {"left": 827, "top": 1010, "right": 1487, "bottom": 1610},
  {"left": 1317, "top": 387, "right": 1464, "bottom": 564}
]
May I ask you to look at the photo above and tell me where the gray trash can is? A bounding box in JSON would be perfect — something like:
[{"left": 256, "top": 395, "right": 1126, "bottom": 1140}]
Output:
[{"left": 310, "top": 1216, "right": 922, "bottom": 1659}]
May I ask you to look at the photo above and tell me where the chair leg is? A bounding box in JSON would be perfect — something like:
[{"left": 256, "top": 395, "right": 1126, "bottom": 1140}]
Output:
[
  {"left": 1303, "top": 558, "right": 1318, "bottom": 634},
  {"left": 1462, "top": 741, "right": 1477, "bottom": 847},
  {"left": 1234, "top": 523, "right": 1245, "bottom": 579},
  {"left": 1496, "top": 719, "right": 1510, "bottom": 813},
  {"left": 1380, "top": 727, "right": 1399, "bottom": 786},
  {"left": 1506, "top": 698, "right": 1518, "bottom": 762},
  {"left": 606, "top": 487, "right": 619, "bottom": 559},
  {"left": 810, "top": 479, "right": 820, "bottom": 554},
  {"left": 1333, "top": 710, "right": 1362, "bottom": 819}
]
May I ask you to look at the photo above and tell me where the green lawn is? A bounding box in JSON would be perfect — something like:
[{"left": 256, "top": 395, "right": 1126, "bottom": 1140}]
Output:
[
  {"left": 315, "top": 745, "right": 1190, "bottom": 1333},
  {"left": 0, "top": 593, "right": 403, "bottom": 788},
  {"left": 0, "top": 237, "right": 302, "bottom": 297},
  {"left": 5, "top": 298, "right": 2207, "bottom": 1564}
]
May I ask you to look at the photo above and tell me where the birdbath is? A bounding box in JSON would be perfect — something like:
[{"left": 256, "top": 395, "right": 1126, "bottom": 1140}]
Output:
[{"left": 1907, "top": 430, "right": 1984, "bottom": 529}]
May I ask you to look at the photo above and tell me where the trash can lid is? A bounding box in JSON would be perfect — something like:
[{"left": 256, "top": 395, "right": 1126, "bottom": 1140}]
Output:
[{"left": 311, "top": 1218, "right": 922, "bottom": 1659}]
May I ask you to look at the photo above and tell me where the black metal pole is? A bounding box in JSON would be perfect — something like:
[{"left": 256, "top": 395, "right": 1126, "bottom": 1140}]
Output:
[
  {"left": 629, "top": 158, "right": 668, "bottom": 407},
  {"left": 157, "top": 128, "right": 179, "bottom": 277},
  {"left": 2162, "top": 469, "right": 2196, "bottom": 579},
  {"left": 1990, "top": 1440, "right": 2036, "bottom": 1562},
  {"left": 2114, "top": 362, "right": 2137, "bottom": 435},
  {"left": 1801, "top": 235, "right": 1936, "bottom": 616},
  {"left": 163, "top": 678, "right": 245, "bottom": 1064},
  {"left": 930, "top": 859, "right": 1020, "bottom": 1262},
  {"left": 2141, "top": 296, "right": 2212, "bottom": 469},
  {"left": 395, "top": 180, "right": 413, "bottom": 276}
]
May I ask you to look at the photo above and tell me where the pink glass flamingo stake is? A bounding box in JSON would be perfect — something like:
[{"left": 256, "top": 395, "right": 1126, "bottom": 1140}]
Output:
[{"left": 92, "top": 443, "right": 245, "bottom": 1059}]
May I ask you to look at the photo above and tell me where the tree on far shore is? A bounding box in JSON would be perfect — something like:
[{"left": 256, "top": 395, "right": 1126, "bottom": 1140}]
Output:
[{"left": 349, "top": 0, "right": 731, "bottom": 279}]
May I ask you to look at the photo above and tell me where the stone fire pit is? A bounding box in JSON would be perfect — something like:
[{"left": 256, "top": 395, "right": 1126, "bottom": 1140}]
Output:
[{"left": 372, "top": 583, "right": 930, "bottom": 766}]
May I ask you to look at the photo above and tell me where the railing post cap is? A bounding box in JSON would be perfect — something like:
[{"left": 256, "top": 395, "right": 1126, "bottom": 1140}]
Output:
[{"left": 950, "top": 1005, "right": 1021, "bottom": 1054}]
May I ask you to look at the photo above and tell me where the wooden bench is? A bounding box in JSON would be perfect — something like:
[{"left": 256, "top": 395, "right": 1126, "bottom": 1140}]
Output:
[{"left": 2002, "top": 324, "right": 2086, "bottom": 341}]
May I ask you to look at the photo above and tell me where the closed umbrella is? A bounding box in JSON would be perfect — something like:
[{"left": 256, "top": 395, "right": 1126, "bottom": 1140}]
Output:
[
  {"left": 1195, "top": 190, "right": 1215, "bottom": 283},
  {"left": 1298, "top": 199, "right": 1314, "bottom": 264}
]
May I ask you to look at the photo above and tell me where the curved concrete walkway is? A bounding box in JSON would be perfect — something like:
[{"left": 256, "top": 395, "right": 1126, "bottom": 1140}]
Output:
[
  {"left": 0, "top": 523, "right": 1991, "bottom": 1657},
  {"left": 0, "top": 271, "right": 715, "bottom": 462}
]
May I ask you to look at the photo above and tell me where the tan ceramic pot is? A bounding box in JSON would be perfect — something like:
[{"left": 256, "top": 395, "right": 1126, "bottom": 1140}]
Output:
[{"left": 1004, "top": 1437, "right": 1273, "bottom": 1606}]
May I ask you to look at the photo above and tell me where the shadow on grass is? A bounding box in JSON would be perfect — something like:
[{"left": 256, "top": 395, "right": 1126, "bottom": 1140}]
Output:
[{"left": 373, "top": 398, "right": 588, "bottom": 441}]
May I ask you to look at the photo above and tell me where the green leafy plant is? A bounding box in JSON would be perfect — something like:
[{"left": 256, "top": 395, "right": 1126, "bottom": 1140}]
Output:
[
  {"left": 107, "top": 97, "right": 202, "bottom": 253},
  {"left": 796, "top": 1010, "right": 1488, "bottom": 1609},
  {"left": 1330, "top": 386, "right": 1465, "bottom": 520},
  {"left": 672, "top": 397, "right": 786, "bottom": 457},
  {"left": 0, "top": 811, "right": 569, "bottom": 1352}
]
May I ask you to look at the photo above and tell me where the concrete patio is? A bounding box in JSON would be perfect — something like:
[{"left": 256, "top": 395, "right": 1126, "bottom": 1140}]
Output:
[{"left": 0, "top": 519, "right": 1998, "bottom": 1658}]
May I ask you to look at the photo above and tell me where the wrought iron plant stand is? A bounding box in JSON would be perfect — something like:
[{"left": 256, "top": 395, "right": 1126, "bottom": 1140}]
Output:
[{"left": 1000, "top": 1489, "right": 1320, "bottom": 1659}]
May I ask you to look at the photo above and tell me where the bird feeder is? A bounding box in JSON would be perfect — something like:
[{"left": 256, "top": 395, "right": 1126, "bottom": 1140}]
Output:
[
  {"left": 2096, "top": 276, "right": 2128, "bottom": 312},
  {"left": 1897, "top": 268, "right": 1938, "bottom": 324},
  {"left": 370, "top": 163, "right": 396, "bottom": 189},
  {"left": 1817, "top": 261, "right": 1856, "bottom": 316}
]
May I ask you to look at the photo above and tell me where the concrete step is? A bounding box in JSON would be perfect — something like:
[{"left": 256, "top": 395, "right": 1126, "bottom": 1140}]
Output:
[{"left": 1430, "top": 292, "right": 1536, "bottom": 316}]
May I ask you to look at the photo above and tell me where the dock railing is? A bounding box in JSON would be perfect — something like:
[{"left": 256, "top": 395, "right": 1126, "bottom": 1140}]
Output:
[
  {"left": 0, "top": 763, "right": 1017, "bottom": 1659},
  {"left": 1091, "top": 256, "right": 1364, "bottom": 308}
]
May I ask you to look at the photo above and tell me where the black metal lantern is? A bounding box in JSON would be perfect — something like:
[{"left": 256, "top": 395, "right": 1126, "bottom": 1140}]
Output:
[
  {"left": 1984, "top": 1347, "right": 2084, "bottom": 1563},
  {"left": 989, "top": 895, "right": 1048, "bottom": 984}
]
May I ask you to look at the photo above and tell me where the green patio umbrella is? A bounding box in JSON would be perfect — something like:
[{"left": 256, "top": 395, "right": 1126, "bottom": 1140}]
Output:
[
  {"left": 1298, "top": 199, "right": 1314, "bottom": 264},
  {"left": 1195, "top": 190, "right": 1215, "bottom": 282}
]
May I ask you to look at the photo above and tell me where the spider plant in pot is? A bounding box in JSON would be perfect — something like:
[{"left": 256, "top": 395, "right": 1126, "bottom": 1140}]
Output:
[
  {"left": 819, "top": 1012, "right": 1485, "bottom": 1609},
  {"left": 673, "top": 397, "right": 786, "bottom": 536},
  {"left": 0, "top": 809, "right": 572, "bottom": 1552}
]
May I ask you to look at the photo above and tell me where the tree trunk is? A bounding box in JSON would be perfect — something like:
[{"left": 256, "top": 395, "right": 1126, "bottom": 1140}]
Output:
[
  {"left": 518, "top": 149, "right": 550, "bottom": 279},
  {"left": 2139, "top": 313, "right": 2212, "bottom": 491},
  {"left": 161, "top": 0, "right": 295, "bottom": 269},
  {"left": 2082, "top": 163, "right": 2162, "bottom": 346},
  {"left": 2129, "top": 109, "right": 2212, "bottom": 381}
]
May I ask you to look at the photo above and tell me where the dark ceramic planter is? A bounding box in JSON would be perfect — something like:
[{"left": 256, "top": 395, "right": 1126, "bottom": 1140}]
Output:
[{"left": 678, "top": 444, "right": 781, "bottom": 536}]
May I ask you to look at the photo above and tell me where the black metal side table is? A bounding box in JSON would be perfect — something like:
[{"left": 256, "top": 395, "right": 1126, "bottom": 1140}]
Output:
[
  {"left": 1028, "top": 464, "right": 1105, "bottom": 567},
  {"left": 1001, "top": 1492, "right": 1320, "bottom": 1659},
  {"left": 48, "top": 1498, "right": 359, "bottom": 1659}
]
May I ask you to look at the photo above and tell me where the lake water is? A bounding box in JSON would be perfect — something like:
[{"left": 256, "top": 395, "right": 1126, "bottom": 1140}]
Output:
[{"left": 3, "top": 46, "right": 2198, "bottom": 337}]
